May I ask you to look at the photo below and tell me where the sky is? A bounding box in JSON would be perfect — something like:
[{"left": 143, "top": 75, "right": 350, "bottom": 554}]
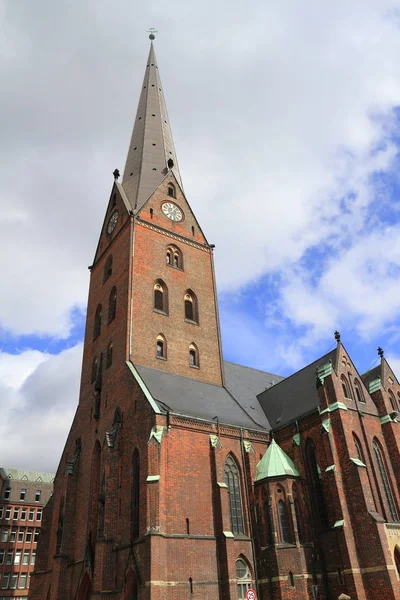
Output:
[{"left": 1, "top": 0, "right": 400, "bottom": 472}]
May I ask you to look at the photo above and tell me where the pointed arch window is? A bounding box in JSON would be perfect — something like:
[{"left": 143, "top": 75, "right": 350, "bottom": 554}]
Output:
[
  {"left": 132, "top": 449, "right": 140, "bottom": 541},
  {"left": 341, "top": 375, "right": 352, "bottom": 400},
  {"left": 277, "top": 499, "right": 291, "bottom": 543},
  {"left": 108, "top": 286, "right": 117, "bottom": 323},
  {"left": 306, "top": 438, "right": 328, "bottom": 529},
  {"left": 184, "top": 290, "right": 198, "bottom": 323},
  {"left": 154, "top": 280, "right": 168, "bottom": 314},
  {"left": 106, "top": 342, "right": 113, "bottom": 369},
  {"left": 166, "top": 245, "right": 183, "bottom": 270},
  {"left": 103, "top": 255, "right": 113, "bottom": 283},
  {"left": 189, "top": 343, "right": 199, "bottom": 368},
  {"left": 93, "top": 304, "right": 102, "bottom": 340},
  {"left": 91, "top": 357, "right": 98, "bottom": 384},
  {"left": 388, "top": 390, "right": 397, "bottom": 412},
  {"left": 293, "top": 487, "right": 304, "bottom": 543},
  {"left": 236, "top": 558, "right": 252, "bottom": 600},
  {"left": 56, "top": 497, "right": 64, "bottom": 554},
  {"left": 224, "top": 456, "right": 244, "bottom": 535},
  {"left": 156, "top": 334, "right": 167, "bottom": 360},
  {"left": 167, "top": 183, "right": 176, "bottom": 198},
  {"left": 353, "top": 434, "right": 364, "bottom": 463},
  {"left": 373, "top": 440, "right": 399, "bottom": 521},
  {"left": 354, "top": 380, "right": 365, "bottom": 403}
]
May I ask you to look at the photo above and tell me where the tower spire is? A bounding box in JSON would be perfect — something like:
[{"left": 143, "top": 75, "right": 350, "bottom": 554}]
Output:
[{"left": 122, "top": 39, "right": 182, "bottom": 211}]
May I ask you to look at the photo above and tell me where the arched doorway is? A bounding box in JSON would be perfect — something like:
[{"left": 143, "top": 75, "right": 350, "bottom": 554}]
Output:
[{"left": 77, "top": 573, "right": 92, "bottom": 600}]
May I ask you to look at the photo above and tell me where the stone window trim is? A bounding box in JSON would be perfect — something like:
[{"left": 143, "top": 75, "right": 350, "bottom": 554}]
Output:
[
  {"left": 154, "top": 280, "right": 168, "bottom": 315},
  {"left": 184, "top": 290, "right": 199, "bottom": 325}
]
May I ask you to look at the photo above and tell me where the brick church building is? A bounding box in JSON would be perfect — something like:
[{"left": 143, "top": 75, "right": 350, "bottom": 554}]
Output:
[{"left": 29, "top": 37, "right": 400, "bottom": 600}]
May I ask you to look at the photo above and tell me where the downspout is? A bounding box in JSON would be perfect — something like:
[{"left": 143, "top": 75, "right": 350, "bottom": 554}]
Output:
[{"left": 240, "top": 428, "right": 260, "bottom": 600}]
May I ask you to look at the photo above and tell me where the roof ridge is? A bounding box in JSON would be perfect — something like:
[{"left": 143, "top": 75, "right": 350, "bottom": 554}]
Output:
[{"left": 224, "top": 359, "right": 282, "bottom": 377}]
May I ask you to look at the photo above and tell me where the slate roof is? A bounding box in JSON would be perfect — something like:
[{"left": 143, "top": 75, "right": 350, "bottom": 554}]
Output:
[
  {"left": 361, "top": 365, "right": 381, "bottom": 388},
  {"left": 0, "top": 468, "right": 55, "bottom": 483},
  {"left": 257, "top": 349, "right": 337, "bottom": 430},
  {"left": 134, "top": 361, "right": 283, "bottom": 430}
]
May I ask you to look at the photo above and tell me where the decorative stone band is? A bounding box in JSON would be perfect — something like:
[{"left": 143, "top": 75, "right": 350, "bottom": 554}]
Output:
[
  {"left": 369, "top": 378, "right": 381, "bottom": 394},
  {"left": 137, "top": 219, "right": 211, "bottom": 252},
  {"left": 319, "top": 401, "right": 348, "bottom": 416}
]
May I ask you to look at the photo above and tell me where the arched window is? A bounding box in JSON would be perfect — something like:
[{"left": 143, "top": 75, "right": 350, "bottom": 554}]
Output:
[
  {"left": 188, "top": 578, "right": 193, "bottom": 594},
  {"left": 277, "top": 499, "right": 291, "bottom": 543},
  {"left": 156, "top": 334, "right": 167, "bottom": 359},
  {"left": 263, "top": 501, "right": 273, "bottom": 545},
  {"left": 189, "top": 343, "right": 199, "bottom": 368},
  {"left": 103, "top": 255, "right": 113, "bottom": 283},
  {"left": 154, "top": 280, "right": 168, "bottom": 314},
  {"left": 106, "top": 342, "right": 113, "bottom": 369},
  {"left": 341, "top": 375, "right": 352, "bottom": 400},
  {"left": 93, "top": 304, "right": 102, "bottom": 340},
  {"left": 306, "top": 439, "right": 328, "bottom": 529},
  {"left": 354, "top": 380, "right": 365, "bottom": 403},
  {"left": 373, "top": 440, "right": 399, "bottom": 521},
  {"left": 91, "top": 357, "right": 98, "bottom": 384},
  {"left": 132, "top": 449, "right": 140, "bottom": 541},
  {"left": 184, "top": 290, "right": 198, "bottom": 323},
  {"left": 353, "top": 434, "right": 364, "bottom": 463},
  {"left": 166, "top": 245, "right": 183, "bottom": 270},
  {"left": 224, "top": 456, "right": 244, "bottom": 535},
  {"left": 56, "top": 497, "right": 64, "bottom": 553},
  {"left": 388, "top": 390, "right": 397, "bottom": 412},
  {"left": 236, "top": 558, "right": 252, "bottom": 600},
  {"left": 293, "top": 492, "right": 304, "bottom": 543},
  {"left": 394, "top": 546, "right": 400, "bottom": 576},
  {"left": 167, "top": 183, "right": 176, "bottom": 198},
  {"left": 108, "top": 286, "right": 117, "bottom": 323}
]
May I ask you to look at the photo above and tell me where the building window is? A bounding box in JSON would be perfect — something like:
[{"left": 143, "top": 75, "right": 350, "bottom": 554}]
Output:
[
  {"left": 26, "top": 528, "right": 33, "bottom": 543},
  {"left": 34, "top": 528, "right": 39, "bottom": 542},
  {"left": 106, "top": 342, "right": 113, "bottom": 368},
  {"left": 37, "top": 509, "right": 42, "bottom": 521},
  {"left": 13, "top": 508, "right": 19, "bottom": 520},
  {"left": 166, "top": 245, "right": 183, "bottom": 270},
  {"left": 353, "top": 434, "right": 364, "bottom": 462},
  {"left": 277, "top": 499, "right": 291, "bottom": 543},
  {"left": 1, "top": 529, "right": 8, "bottom": 542},
  {"left": 373, "top": 440, "right": 399, "bottom": 521},
  {"left": 189, "top": 343, "right": 199, "bottom": 368},
  {"left": 19, "top": 573, "right": 27, "bottom": 589},
  {"left": 14, "top": 549, "right": 21, "bottom": 565},
  {"left": 224, "top": 455, "right": 244, "bottom": 535},
  {"left": 294, "top": 498, "right": 304, "bottom": 543},
  {"left": 132, "top": 449, "right": 140, "bottom": 541},
  {"left": 150, "top": 207, "right": 153, "bottom": 219},
  {"left": 1, "top": 574, "right": 9, "bottom": 589},
  {"left": 23, "top": 551, "right": 29, "bottom": 565},
  {"left": 184, "top": 290, "right": 198, "bottom": 323},
  {"left": 10, "top": 573, "right": 18, "bottom": 589},
  {"left": 31, "top": 550, "right": 36, "bottom": 565},
  {"left": 341, "top": 375, "right": 352, "bottom": 400},
  {"left": 5, "top": 507, "right": 11, "bottom": 520},
  {"left": 354, "top": 380, "right": 365, "bottom": 403},
  {"left": 93, "top": 304, "right": 102, "bottom": 340},
  {"left": 388, "top": 390, "right": 397, "bottom": 412},
  {"left": 154, "top": 280, "right": 168, "bottom": 314},
  {"left": 103, "top": 255, "right": 113, "bottom": 283},
  {"left": 18, "top": 529, "right": 24, "bottom": 542},
  {"left": 236, "top": 558, "right": 252, "bottom": 600},
  {"left": 20, "top": 488, "right": 26, "bottom": 501},
  {"left": 0, "top": 549, "right": 4, "bottom": 564},
  {"left": 156, "top": 334, "right": 167, "bottom": 359},
  {"left": 10, "top": 527, "right": 16, "bottom": 542},
  {"left": 289, "top": 571, "right": 295, "bottom": 587},
  {"left": 35, "top": 490, "right": 41, "bottom": 502},
  {"left": 108, "top": 286, "right": 117, "bottom": 323},
  {"left": 0, "top": 507, "right": 2, "bottom": 518},
  {"left": 306, "top": 438, "right": 328, "bottom": 529},
  {"left": 28, "top": 509, "right": 34, "bottom": 521},
  {"left": 6, "top": 551, "right": 13, "bottom": 564},
  {"left": 21, "top": 508, "right": 27, "bottom": 520},
  {"left": 167, "top": 183, "right": 176, "bottom": 198},
  {"left": 4, "top": 488, "right": 10, "bottom": 500}
]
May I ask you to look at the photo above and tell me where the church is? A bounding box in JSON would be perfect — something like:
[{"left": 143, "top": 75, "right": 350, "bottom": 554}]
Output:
[{"left": 29, "top": 37, "right": 400, "bottom": 600}]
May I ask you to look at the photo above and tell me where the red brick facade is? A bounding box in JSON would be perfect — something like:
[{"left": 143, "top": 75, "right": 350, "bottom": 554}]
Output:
[{"left": 28, "top": 46, "right": 400, "bottom": 600}]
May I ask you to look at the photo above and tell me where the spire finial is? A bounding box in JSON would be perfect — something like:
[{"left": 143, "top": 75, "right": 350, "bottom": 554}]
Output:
[
  {"left": 377, "top": 347, "right": 384, "bottom": 358},
  {"left": 147, "top": 27, "right": 158, "bottom": 41},
  {"left": 334, "top": 330, "right": 341, "bottom": 343}
]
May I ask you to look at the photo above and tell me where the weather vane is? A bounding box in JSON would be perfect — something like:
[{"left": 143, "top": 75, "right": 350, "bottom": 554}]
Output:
[{"left": 147, "top": 28, "right": 158, "bottom": 41}]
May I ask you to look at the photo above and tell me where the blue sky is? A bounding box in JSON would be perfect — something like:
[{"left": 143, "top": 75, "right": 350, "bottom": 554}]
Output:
[{"left": 1, "top": 0, "right": 400, "bottom": 471}]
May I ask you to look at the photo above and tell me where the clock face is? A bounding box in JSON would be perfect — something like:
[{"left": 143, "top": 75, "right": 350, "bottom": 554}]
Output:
[
  {"left": 107, "top": 211, "right": 119, "bottom": 234},
  {"left": 161, "top": 202, "right": 183, "bottom": 222}
]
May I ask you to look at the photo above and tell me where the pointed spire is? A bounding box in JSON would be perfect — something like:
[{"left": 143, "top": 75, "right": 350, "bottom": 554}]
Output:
[
  {"left": 122, "top": 42, "right": 183, "bottom": 211},
  {"left": 255, "top": 439, "right": 300, "bottom": 481}
]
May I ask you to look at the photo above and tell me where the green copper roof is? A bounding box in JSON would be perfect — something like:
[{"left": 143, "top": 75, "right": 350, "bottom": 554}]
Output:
[{"left": 255, "top": 439, "right": 300, "bottom": 481}]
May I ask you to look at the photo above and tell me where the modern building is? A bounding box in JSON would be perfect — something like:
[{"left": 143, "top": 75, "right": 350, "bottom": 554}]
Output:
[
  {"left": 0, "top": 469, "right": 53, "bottom": 598},
  {"left": 29, "top": 37, "right": 400, "bottom": 600}
]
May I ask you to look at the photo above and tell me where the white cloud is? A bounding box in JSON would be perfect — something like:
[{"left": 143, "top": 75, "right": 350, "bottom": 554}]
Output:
[{"left": 0, "top": 344, "right": 82, "bottom": 472}]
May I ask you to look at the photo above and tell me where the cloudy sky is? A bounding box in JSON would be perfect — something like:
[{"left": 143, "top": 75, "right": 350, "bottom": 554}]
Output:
[{"left": 1, "top": 0, "right": 400, "bottom": 472}]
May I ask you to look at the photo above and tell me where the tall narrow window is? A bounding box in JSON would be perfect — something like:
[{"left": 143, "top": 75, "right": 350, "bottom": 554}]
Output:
[
  {"left": 294, "top": 498, "right": 304, "bottom": 543},
  {"left": 394, "top": 546, "right": 400, "bottom": 576},
  {"left": 166, "top": 245, "right": 183, "bottom": 270},
  {"left": 353, "top": 434, "right": 364, "bottom": 463},
  {"left": 189, "top": 578, "right": 193, "bottom": 594},
  {"left": 189, "top": 343, "right": 199, "bottom": 368},
  {"left": 184, "top": 290, "right": 198, "bottom": 323},
  {"left": 388, "top": 390, "right": 397, "bottom": 412},
  {"left": 167, "top": 183, "right": 176, "bottom": 198},
  {"left": 289, "top": 572, "right": 295, "bottom": 587},
  {"left": 106, "top": 342, "right": 113, "bottom": 369},
  {"left": 224, "top": 455, "right": 244, "bottom": 535},
  {"left": 103, "top": 255, "right": 113, "bottom": 283},
  {"left": 341, "top": 375, "right": 352, "bottom": 400},
  {"left": 373, "top": 440, "right": 399, "bottom": 521},
  {"left": 277, "top": 499, "right": 291, "bottom": 543},
  {"left": 156, "top": 334, "right": 167, "bottom": 359},
  {"left": 354, "top": 380, "right": 365, "bottom": 403},
  {"left": 56, "top": 497, "right": 64, "bottom": 554},
  {"left": 236, "top": 558, "right": 252, "bottom": 600},
  {"left": 264, "top": 501, "right": 273, "bottom": 545},
  {"left": 108, "top": 286, "right": 117, "bottom": 323},
  {"left": 132, "top": 449, "right": 140, "bottom": 541},
  {"left": 306, "top": 439, "right": 328, "bottom": 529},
  {"left": 154, "top": 280, "right": 168, "bottom": 314},
  {"left": 91, "top": 357, "right": 98, "bottom": 383},
  {"left": 93, "top": 304, "right": 102, "bottom": 340},
  {"left": 166, "top": 250, "right": 171, "bottom": 265}
]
